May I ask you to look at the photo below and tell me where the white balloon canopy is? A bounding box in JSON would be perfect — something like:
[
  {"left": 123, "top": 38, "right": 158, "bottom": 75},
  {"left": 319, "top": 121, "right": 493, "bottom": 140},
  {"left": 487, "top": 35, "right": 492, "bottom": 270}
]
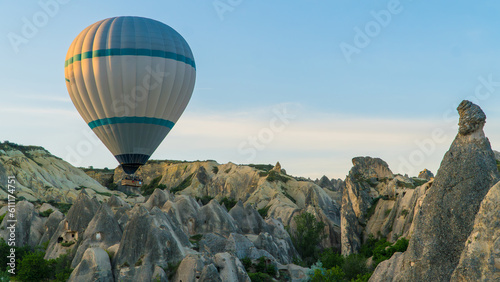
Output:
[{"left": 65, "top": 16, "right": 196, "bottom": 174}]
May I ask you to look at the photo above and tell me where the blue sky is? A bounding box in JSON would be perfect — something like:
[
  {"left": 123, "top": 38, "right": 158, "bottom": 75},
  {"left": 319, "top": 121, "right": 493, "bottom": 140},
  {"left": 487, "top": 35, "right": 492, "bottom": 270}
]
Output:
[{"left": 2, "top": 0, "right": 500, "bottom": 179}]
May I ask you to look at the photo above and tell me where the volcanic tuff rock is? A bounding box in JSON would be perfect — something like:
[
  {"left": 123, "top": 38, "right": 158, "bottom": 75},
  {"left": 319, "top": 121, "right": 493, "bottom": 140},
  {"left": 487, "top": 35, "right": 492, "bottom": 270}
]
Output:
[
  {"left": 341, "top": 157, "right": 394, "bottom": 255},
  {"left": 229, "top": 201, "right": 268, "bottom": 235},
  {"left": 68, "top": 247, "right": 113, "bottom": 282},
  {"left": 71, "top": 203, "right": 122, "bottom": 268},
  {"left": 0, "top": 143, "right": 112, "bottom": 203},
  {"left": 162, "top": 194, "right": 200, "bottom": 235},
  {"left": 371, "top": 100, "right": 500, "bottom": 281},
  {"left": 0, "top": 200, "right": 44, "bottom": 247},
  {"left": 142, "top": 188, "right": 171, "bottom": 210},
  {"left": 214, "top": 252, "right": 251, "bottom": 282},
  {"left": 39, "top": 209, "right": 64, "bottom": 245},
  {"left": 114, "top": 160, "right": 342, "bottom": 250},
  {"left": 45, "top": 190, "right": 100, "bottom": 260},
  {"left": 417, "top": 169, "right": 434, "bottom": 180},
  {"left": 195, "top": 199, "right": 240, "bottom": 235},
  {"left": 173, "top": 254, "right": 210, "bottom": 282},
  {"left": 225, "top": 233, "right": 274, "bottom": 261},
  {"left": 113, "top": 206, "right": 190, "bottom": 281},
  {"left": 315, "top": 175, "right": 343, "bottom": 192},
  {"left": 451, "top": 180, "right": 500, "bottom": 281}
]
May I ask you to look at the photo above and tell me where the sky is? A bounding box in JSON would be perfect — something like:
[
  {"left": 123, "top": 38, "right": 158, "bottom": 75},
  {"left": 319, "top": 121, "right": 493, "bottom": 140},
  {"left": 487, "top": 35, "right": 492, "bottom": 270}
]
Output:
[{"left": 2, "top": 0, "right": 500, "bottom": 179}]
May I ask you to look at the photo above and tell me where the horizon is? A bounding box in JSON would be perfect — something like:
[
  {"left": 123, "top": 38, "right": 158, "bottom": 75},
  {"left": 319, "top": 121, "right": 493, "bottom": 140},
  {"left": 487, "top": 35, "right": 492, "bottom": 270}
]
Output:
[{"left": 2, "top": 1, "right": 500, "bottom": 179}]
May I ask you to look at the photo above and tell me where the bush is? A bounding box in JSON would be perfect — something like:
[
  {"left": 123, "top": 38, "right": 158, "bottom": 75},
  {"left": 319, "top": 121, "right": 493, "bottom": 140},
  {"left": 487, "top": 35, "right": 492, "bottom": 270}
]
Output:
[
  {"left": 17, "top": 251, "right": 50, "bottom": 281},
  {"left": 258, "top": 206, "right": 270, "bottom": 218},
  {"left": 0, "top": 238, "right": 32, "bottom": 272},
  {"left": 319, "top": 248, "right": 344, "bottom": 269},
  {"left": 212, "top": 166, "right": 219, "bottom": 174},
  {"left": 352, "top": 272, "right": 373, "bottom": 282},
  {"left": 241, "top": 257, "right": 252, "bottom": 272},
  {"left": 288, "top": 212, "right": 326, "bottom": 265},
  {"left": 220, "top": 197, "right": 237, "bottom": 210},
  {"left": 108, "top": 182, "right": 118, "bottom": 190},
  {"left": 248, "top": 272, "right": 273, "bottom": 282},
  {"left": 39, "top": 209, "right": 54, "bottom": 217},
  {"left": 342, "top": 254, "right": 369, "bottom": 281},
  {"left": 60, "top": 241, "right": 75, "bottom": 247},
  {"left": 360, "top": 236, "right": 409, "bottom": 267},
  {"left": 401, "top": 209, "right": 409, "bottom": 217},
  {"left": 254, "top": 257, "right": 275, "bottom": 276},
  {"left": 47, "top": 252, "right": 73, "bottom": 282},
  {"left": 0, "top": 212, "right": 6, "bottom": 223},
  {"left": 310, "top": 265, "right": 344, "bottom": 282}
]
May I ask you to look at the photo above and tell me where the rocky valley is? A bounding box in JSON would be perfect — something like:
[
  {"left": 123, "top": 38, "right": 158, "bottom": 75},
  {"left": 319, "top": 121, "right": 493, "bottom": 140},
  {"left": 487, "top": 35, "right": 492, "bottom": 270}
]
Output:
[{"left": 0, "top": 100, "right": 498, "bottom": 281}]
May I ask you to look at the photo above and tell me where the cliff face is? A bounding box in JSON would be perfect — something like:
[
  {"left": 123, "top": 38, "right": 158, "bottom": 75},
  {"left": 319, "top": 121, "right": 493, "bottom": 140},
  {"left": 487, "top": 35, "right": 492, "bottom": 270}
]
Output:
[{"left": 341, "top": 156, "right": 427, "bottom": 255}]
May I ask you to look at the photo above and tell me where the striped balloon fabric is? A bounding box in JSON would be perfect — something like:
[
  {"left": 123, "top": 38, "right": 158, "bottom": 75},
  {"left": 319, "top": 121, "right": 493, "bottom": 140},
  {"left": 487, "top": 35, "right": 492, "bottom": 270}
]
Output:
[{"left": 65, "top": 16, "right": 196, "bottom": 174}]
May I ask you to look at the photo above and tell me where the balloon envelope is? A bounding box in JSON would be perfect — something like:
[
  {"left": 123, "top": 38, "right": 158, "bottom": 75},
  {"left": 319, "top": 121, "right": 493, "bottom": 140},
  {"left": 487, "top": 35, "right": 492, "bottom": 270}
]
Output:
[{"left": 65, "top": 16, "right": 196, "bottom": 174}]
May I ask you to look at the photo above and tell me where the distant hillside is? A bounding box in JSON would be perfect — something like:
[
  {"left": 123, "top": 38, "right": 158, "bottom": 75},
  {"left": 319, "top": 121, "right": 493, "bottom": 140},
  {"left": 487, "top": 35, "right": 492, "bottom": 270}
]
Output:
[{"left": 0, "top": 141, "right": 114, "bottom": 203}]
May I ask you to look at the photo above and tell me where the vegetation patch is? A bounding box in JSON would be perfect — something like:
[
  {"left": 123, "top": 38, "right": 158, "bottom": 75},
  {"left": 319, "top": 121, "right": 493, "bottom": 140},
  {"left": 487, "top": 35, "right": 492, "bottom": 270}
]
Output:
[
  {"left": 220, "top": 197, "right": 237, "bottom": 210},
  {"left": 47, "top": 201, "right": 72, "bottom": 215},
  {"left": 93, "top": 190, "right": 113, "bottom": 197},
  {"left": 366, "top": 197, "right": 380, "bottom": 220},
  {"left": 384, "top": 209, "right": 392, "bottom": 217},
  {"left": 0, "top": 238, "right": 73, "bottom": 281},
  {"left": 247, "top": 164, "right": 274, "bottom": 172},
  {"left": 170, "top": 173, "right": 194, "bottom": 194},
  {"left": 411, "top": 177, "right": 428, "bottom": 187},
  {"left": 312, "top": 235, "right": 409, "bottom": 281},
  {"left": 141, "top": 176, "right": 163, "bottom": 196},
  {"left": 287, "top": 212, "right": 326, "bottom": 266},
  {"left": 166, "top": 261, "right": 182, "bottom": 280},
  {"left": 401, "top": 209, "right": 409, "bottom": 217},
  {"left": 60, "top": 241, "right": 75, "bottom": 247},
  {"left": 266, "top": 170, "right": 289, "bottom": 183},
  {"left": 195, "top": 195, "right": 214, "bottom": 205},
  {"left": 242, "top": 256, "right": 276, "bottom": 282},
  {"left": 282, "top": 186, "right": 296, "bottom": 204},
  {"left": 258, "top": 206, "right": 271, "bottom": 218},
  {"left": 39, "top": 209, "right": 54, "bottom": 217},
  {"left": 212, "top": 166, "right": 219, "bottom": 174}
]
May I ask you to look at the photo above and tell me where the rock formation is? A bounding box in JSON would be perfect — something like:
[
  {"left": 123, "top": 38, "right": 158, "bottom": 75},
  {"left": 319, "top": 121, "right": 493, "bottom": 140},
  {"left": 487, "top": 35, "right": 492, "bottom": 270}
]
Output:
[
  {"left": 451, "top": 181, "right": 500, "bottom": 281},
  {"left": 341, "top": 157, "right": 394, "bottom": 255},
  {"left": 417, "top": 169, "right": 434, "bottom": 180},
  {"left": 68, "top": 247, "right": 113, "bottom": 282},
  {"left": 0, "top": 142, "right": 112, "bottom": 203},
  {"left": 370, "top": 100, "right": 500, "bottom": 281}
]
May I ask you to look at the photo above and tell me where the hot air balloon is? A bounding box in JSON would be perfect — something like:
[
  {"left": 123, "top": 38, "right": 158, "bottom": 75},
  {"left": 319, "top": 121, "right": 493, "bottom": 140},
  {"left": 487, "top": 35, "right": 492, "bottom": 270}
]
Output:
[{"left": 64, "top": 16, "right": 196, "bottom": 175}]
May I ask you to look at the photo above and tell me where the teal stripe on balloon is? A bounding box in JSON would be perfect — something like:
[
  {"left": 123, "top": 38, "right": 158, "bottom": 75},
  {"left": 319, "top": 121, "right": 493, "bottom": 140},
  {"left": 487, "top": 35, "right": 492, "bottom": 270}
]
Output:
[
  {"left": 88, "top": 116, "right": 175, "bottom": 129},
  {"left": 64, "top": 48, "right": 196, "bottom": 69}
]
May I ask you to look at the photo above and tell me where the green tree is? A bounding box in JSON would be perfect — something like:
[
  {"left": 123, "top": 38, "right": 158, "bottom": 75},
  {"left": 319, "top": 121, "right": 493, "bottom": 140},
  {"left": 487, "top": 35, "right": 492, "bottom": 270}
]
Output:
[
  {"left": 342, "top": 254, "right": 369, "bottom": 281},
  {"left": 289, "top": 212, "right": 326, "bottom": 264},
  {"left": 17, "top": 251, "right": 50, "bottom": 281},
  {"left": 319, "top": 248, "right": 344, "bottom": 269},
  {"left": 310, "top": 266, "right": 344, "bottom": 282}
]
